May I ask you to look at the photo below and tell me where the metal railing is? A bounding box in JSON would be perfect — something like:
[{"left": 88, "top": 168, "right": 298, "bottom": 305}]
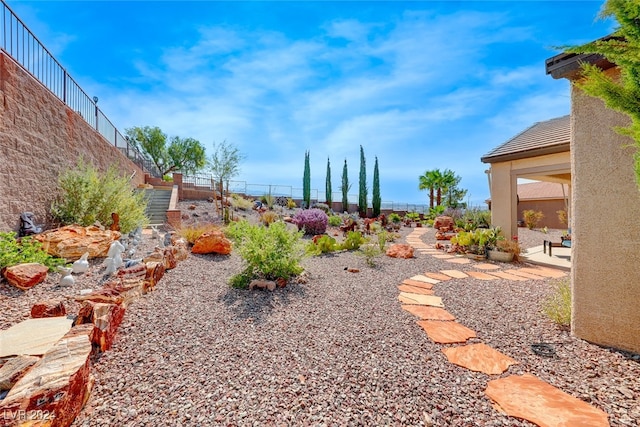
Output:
[
  {"left": 0, "top": 1, "right": 161, "bottom": 177},
  {"left": 182, "top": 174, "right": 433, "bottom": 213}
]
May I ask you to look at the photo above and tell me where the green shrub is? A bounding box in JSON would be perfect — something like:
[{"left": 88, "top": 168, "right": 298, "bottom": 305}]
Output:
[
  {"left": 377, "top": 230, "right": 390, "bottom": 251},
  {"left": 0, "top": 232, "right": 66, "bottom": 271},
  {"left": 542, "top": 279, "right": 571, "bottom": 326},
  {"left": 51, "top": 160, "right": 148, "bottom": 234},
  {"left": 388, "top": 213, "right": 402, "bottom": 223},
  {"left": 230, "top": 194, "right": 254, "bottom": 211},
  {"left": 328, "top": 215, "right": 343, "bottom": 227},
  {"left": 225, "top": 221, "right": 305, "bottom": 288},
  {"left": 522, "top": 210, "right": 544, "bottom": 230},
  {"left": 358, "top": 243, "right": 381, "bottom": 267},
  {"left": 341, "top": 231, "right": 366, "bottom": 250},
  {"left": 306, "top": 235, "right": 339, "bottom": 256}
]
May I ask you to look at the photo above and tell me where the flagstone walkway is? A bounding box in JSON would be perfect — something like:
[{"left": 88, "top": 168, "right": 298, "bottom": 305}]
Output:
[{"left": 400, "top": 227, "right": 609, "bottom": 426}]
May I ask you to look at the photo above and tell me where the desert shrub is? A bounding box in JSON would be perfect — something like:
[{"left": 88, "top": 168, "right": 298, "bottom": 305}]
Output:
[
  {"left": 260, "top": 210, "right": 279, "bottom": 226},
  {"left": 341, "top": 231, "right": 366, "bottom": 250},
  {"left": 178, "top": 223, "right": 219, "bottom": 245},
  {"left": 377, "top": 230, "right": 390, "bottom": 251},
  {"left": 557, "top": 209, "right": 568, "bottom": 225},
  {"left": 388, "top": 213, "right": 402, "bottom": 223},
  {"left": 230, "top": 194, "right": 254, "bottom": 211},
  {"left": 358, "top": 243, "right": 382, "bottom": 267},
  {"left": 286, "top": 198, "right": 297, "bottom": 209},
  {"left": 306, "top": 235, "right": 339, "bottom": 255},
  {"left": 328, "top": 215, "right": 343, "bottom": 227},
  {"left": 442, "top": 207, "right": 463, "bottom": 221},
  {"left": 522, "top": 210, "right": 544, "bottom": 230},
  {"left": 260, "top": 193, "right": 274, "bottom": 208},
  {"left": 0, "top": 232, "right": 66, "bottom": 271},
  {"left": 293, "top": 208, "right": 328, "bottom": 235},
  {"left": 542, "top": 279, "right": 571, "bottom": 326},
  {"left": 225, "top": 220, "right": 304, "bottom": 288},
  {"left": 461, "top": 207, "right": 491, "bottom": 230},
  {"left": 51, "top": 161, "right": 148, "bottom": 233},
  {"left": 313, "top": 203, "right": 331, "bottom": 214}
]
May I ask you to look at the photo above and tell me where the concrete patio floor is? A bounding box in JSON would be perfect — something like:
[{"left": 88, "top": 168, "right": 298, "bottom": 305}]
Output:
[{"left": 522, "top": 244, "right": 571, "bottom": 271}]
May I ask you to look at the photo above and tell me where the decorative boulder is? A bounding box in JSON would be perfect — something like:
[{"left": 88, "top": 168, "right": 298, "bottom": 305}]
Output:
[
  {"left": 35, "top": 224, "right": 121, "bottom": 261},
  {"left": 249, "top": 280, "right": 276, "bottom": 291},
  {"left": 3, "top": 263, "right": 48, "bottom": 290},
  {"left": 31, "top": 300, "right": 66, "bottom": 318},
  {"left": 433, "top": 216, "right": 455, "bottom": 232},
  {"left": 386, "top": 244, "right": 414, "bottom": 259},
  {"left": 0, "top": 326, "right": 94, "bottom": 427},
  {"left": 192, "top": 230, "right": 232, "bottom": 255},
  {"left": 144, "top": 261, "right": 166, "bottom": 291}
]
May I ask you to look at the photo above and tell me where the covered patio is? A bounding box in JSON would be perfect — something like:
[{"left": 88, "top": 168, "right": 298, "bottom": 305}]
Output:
[{"left": 481, "top": 115, "right": 572, "bottom": 242}]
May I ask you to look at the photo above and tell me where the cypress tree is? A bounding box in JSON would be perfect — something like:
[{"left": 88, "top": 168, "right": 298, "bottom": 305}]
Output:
[
  {"left": 341, "top": 159, "right": 349, "bottom": 212},
  {"left": 372, "top": 156, "right": 381, "bottom": 217},
  {"left": 303, "top": 150, "right": 311, "bottom": 209},
  {"left": 358, "top": 145, "right": 367, "bottom": 217},
  {"left": 325, "top": 157, "right": 332, "bottom": 206}
]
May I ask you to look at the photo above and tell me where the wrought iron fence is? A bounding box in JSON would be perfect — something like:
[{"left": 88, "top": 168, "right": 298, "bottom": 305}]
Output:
[{"left": 0, "top": 1, "right": 161, "bottom": 177}]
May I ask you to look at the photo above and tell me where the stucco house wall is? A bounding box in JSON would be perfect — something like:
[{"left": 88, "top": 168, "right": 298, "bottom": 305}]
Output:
[
  {"left": 0, "top": 52, "right": 144, "bottom": 233},
  {"left": 570, "top": 80, "right": 640, "bottom": 353}
]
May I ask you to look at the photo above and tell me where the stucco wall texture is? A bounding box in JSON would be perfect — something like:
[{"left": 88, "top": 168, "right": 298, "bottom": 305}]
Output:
[
  {"left": 571, "top": 85, "right": 640, "bottom": 354},
  {"left": 0, "top": 52, "right": 144, "bottom": 233}
]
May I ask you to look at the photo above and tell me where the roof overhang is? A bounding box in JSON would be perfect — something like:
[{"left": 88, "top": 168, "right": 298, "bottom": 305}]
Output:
[
  {"left": 545, "top": 35, "right": 618, "bottom": 80},
  {"left": 481, "top": 143, "right": 570, "bottom": 164}
]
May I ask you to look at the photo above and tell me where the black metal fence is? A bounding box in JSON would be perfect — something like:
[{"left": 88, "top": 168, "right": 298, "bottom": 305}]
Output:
[{"left": 0, "top": 1, "right": 161, "bottom": 177}]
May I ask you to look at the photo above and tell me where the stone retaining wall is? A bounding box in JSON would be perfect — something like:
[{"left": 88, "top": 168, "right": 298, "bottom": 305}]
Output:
[{"left": 0, "top": 52, "right": 145, "bottom": 233}]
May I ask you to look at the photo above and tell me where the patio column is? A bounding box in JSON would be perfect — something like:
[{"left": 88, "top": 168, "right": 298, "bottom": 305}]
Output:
[{"left": 488, "top": 162, "right": 518, "bottom": 239}]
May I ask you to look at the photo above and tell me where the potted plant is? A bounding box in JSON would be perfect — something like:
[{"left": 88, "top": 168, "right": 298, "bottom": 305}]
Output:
[{"left": 487, "top": 238, "right": 522, "bottom": 262}]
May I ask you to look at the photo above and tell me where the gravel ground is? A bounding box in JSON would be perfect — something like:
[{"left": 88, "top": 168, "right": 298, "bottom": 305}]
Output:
[{"left": 1, "top": 206, "right": 638, "bottom": 426}]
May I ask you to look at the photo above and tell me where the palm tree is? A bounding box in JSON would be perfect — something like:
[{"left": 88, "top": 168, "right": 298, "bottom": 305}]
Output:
[
  {"left": 418, "top": 170, "right": 437, "bottom": 209},
  {"left": 438, "top": 169, "right": 457, "bottom": 207}
]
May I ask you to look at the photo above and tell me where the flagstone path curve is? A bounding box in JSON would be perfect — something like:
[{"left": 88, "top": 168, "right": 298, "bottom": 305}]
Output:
[{"left": 400, "top": 227, "right": 609, "bottom": 426}]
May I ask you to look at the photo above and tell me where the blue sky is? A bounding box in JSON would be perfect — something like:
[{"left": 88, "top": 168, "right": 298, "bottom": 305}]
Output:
[{"left": 9, "top": 1, "right": 614, "bottom": 207}]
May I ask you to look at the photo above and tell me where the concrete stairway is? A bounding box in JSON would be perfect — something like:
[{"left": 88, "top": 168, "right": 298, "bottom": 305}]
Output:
[{"left": 144, "top": 188, "right": 172, "bottom": 226}]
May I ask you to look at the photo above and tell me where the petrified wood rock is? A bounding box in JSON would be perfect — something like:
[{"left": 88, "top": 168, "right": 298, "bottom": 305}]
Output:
[
  {"left": 433, "top": 216, "right": 454, "bottom": 232},
  {"left": 75, "top": 301, "right": 126, "bottom": 352},
  {"left": 0, "top": 326, "right": 94, "bottom": 427},
  {"left": 0, "top": 355, "right": 40, "bottom": 391},
  {"left": 30, "top": 300, "right": 66, "bottom": 318},
  {"left": 163, "top": 247, "right": 177, "bottom": 270},
  {"left": 191, "top": 230, "right": 232, "bottom": 255},
  {"left": 35, "top": 225, "right": 121, "bottom": 261},
  {"left": 3, "top": 263, "right": 48, "bottom": 290},
  {"left": 144, "top": 262, "right": 166, "bottom": 291}
]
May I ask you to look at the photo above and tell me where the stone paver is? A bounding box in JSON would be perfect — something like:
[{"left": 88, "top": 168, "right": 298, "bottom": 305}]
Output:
[
  {"left": 401, "top": 279, "right": 434, "bottom": 290},
  {"left": 504, "top": 269, "right": 547, "bottom": 280},
  {"left": 397, "top": 284, "right": 434, "bottom": 295},
  {"left": 485, "top": 374, "right": 609, "bottom": 427},
  {"left": 446, "top": 257, "right": 472, "bottom": 264},
  {"left": 518, "top": 267, "right": 567, "bottom": 278},
  {"left": 401, "top": 305, "right": 456, "bottom": 320},
  {"left": 486, "top": 271, "right": 529, "bottom": 281},
  {"left": 417, "top": 320, "right": 476, "bottom": 344},
  {"left": 466, "top": 271, "right": 498, "bottom": 281},
  {"left": 440, "top": 269, "right": 469, "bottom": 279},
  {"left": 423, "top": 272, "right": 452, "bottom": 281},
  {"left": 442, "top": 343, "right": 518, "bottom": 375},
  {"left": 409, "top": 274, "right": 440, "bottom": 284},
  {"left": 398, "top": 292, "right": 444, "bottom": 307},
  {"left": 432, "top": 254, "right": 455, "bottom": 259},
  {"left": 473, "top": 263, "right": 501, "bottom": 270}
]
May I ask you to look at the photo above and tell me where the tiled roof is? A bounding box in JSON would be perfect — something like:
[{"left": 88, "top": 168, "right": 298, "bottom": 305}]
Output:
[
  {"left": 481, "top": 115, "right": 570, "bottom": 163},
  {"left": 517, "top": 181, "right": 569, "bottom": 201}
]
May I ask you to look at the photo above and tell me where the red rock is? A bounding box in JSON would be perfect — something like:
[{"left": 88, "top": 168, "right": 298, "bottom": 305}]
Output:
[
  {"left": 91, "top": 302, "right": 126, "bottom": 352},
  {"left": 249, "top": 280, "right": 276, "bottom": 291},
  {"left": 443, "top": 343, "right": 518, "bottom": 375},
  {"left": 3, "top": 263, "right": 48, "bottom": 290},
  {"left": 34, "top": 224, "right": 121, "bottom": 261},
  {"left": 417, "top": 320, "right": 477, "bottom": 344},
  {"left": 191, "top": 230, "right": 232, "bottom": 255},
  {"left": 163, "top": 247, "right": 177, "bottom": 270},
  {"left": 0, "top": 326, "right": 94, "bottom": 427},
  {"left": 31, "top": 300, "right": 66, "bottom": 318},
  {"left": 386, "top": 244, "right": 414, "bottom": 259},
  {"left": 145, "top": 261, "right": 166, "bottom": 291},
  {"left": 116, "top": 263, "right": 147, "bottom": 280},
  {"left": 433, "top": 216, "right": 455, "bottom": 231}
]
